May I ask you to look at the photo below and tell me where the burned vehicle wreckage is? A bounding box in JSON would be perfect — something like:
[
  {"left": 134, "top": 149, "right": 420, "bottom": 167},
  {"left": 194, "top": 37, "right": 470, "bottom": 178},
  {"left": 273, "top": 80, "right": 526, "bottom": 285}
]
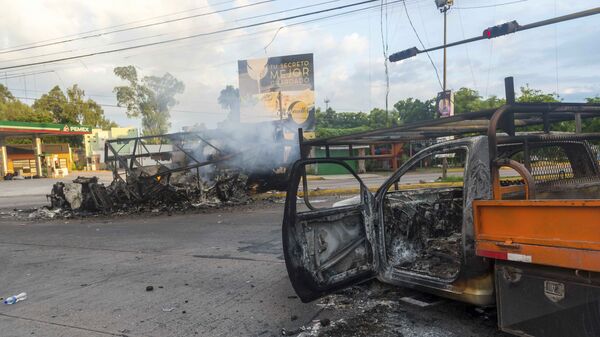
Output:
[
  {"left": 282, "top": 77, "right": 600, "bottom": 335},
  {"left": 49, "top": 123, "right": 297, "bottom": 214}
]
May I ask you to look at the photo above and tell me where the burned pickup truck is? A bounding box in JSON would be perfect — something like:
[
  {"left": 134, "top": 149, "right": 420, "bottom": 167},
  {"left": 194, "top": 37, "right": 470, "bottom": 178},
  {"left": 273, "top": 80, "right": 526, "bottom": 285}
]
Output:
[{"left": 283, "top": 77, "right": 600, "bottom": 336}]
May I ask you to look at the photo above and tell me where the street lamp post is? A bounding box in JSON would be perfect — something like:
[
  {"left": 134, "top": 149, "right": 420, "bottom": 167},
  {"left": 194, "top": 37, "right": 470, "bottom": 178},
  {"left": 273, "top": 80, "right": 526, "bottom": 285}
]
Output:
[
  {"left": 434, "top": 0, "right": 453, "bottom": 92},
  {"left": 435, "top": 1, "right": 453, "bottom": 179}
]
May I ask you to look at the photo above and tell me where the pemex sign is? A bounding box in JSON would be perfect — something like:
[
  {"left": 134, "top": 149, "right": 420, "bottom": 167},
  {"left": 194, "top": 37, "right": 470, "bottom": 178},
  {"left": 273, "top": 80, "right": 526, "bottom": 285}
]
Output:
[{"left": 0, "top": 121, "right": 92, "bottom": 135}]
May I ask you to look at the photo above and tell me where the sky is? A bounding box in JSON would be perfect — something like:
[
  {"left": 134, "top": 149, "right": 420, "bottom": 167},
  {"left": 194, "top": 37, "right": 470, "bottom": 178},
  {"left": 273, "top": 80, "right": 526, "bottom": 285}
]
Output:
[{"left": 0, "top": 0, "right": 599, "bottom": 131}]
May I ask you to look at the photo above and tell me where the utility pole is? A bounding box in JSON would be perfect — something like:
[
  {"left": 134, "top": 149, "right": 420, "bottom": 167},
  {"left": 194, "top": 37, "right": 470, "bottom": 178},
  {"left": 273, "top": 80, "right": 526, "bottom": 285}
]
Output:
[
  {"left": 443, "top": 7, "right": 447, "bottom": 91},
  {"left": 434, "top": 0, "right": 453, "bottom": 179},
  {"left": 434, "top": 0, "right": 453, "bottom": 92}
]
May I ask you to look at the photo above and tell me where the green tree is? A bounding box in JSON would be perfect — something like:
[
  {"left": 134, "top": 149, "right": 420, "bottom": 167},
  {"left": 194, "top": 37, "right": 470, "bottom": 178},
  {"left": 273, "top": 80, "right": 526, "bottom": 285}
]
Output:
[
  {"left": 33, "top": 85, "right": 68, "bottom": 121},
  {"left": 0, "top": 84, "right": 16, "bottom": 104},
  {"left": 218, "top": 85, "right": 240, "bottom": 122},
  {"left": 394, "top": 98, "right": 436, "bottom": 124},
  {"left": 453, "top": 87, "right": 481, "bottom": 114},
  {"left": 581, "top": 96, "right": 600, "bottom": 133},
  {"left": 517, "top": 85, "right": 560, "bottom": 103},
  {"left": 453, "top": 87, "right": 504, "bottom": 114},
  {"left": 514, "top": 85, "right": 563, "bottom": 132},
  {"left": 113, "top": 65, "right": 184, "bottom": 136},
  {"left": 315, "top": 108, "right": 369, "bottom": 129},
  {"left": 33, "top": 85, "right": 116, "bottom": 128},
  {"left": 67, "top": 85, "right": 116, "bottom": 129},
  {"left": 588, "top": 96, "right": 600, "bottom": 104},
  {"left": 0, "top": 85, "right": 54, "bottom": 123},
  {"left": 0, "top": 100, "right": 54, "bottom": 123},
  {"left": 315, "top": 107, "right": 337, "bottom": 128},
  {"left": 368, "top": 108, "right": 396, "bottom": 128}
]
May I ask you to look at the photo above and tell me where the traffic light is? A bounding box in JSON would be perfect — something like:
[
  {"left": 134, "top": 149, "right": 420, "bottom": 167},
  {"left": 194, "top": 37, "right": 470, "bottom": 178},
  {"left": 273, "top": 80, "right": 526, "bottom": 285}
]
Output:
[
  {"left": 483, "top": 20, "right": 520, "bottom": 39},
  {"left": 389, "top": 47, "right": 419, "bottom": 62},
  {"left": 434, "top": 0, "right": 453, "bottom": 9}
]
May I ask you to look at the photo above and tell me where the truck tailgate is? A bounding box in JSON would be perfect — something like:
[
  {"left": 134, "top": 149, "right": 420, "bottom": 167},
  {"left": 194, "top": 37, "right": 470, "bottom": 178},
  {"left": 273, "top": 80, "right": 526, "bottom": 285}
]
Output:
[{"left": 473, "top": 200, "right": 600, "bottom": 272}]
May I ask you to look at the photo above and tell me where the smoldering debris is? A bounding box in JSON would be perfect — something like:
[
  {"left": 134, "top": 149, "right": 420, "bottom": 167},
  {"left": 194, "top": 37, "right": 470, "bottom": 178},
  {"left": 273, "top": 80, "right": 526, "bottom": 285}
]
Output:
[
  {"left": 283, "top": 281, "right": 503, "bottom": 337},
  {"left": 40, "top": 172, "right": 249, "bottom": 218},
  {"left": 18, "top": 123, "right": 296, "bottom": 219},
  {"left": 384, "top": 188, "right": 463, "bottom": 280}
]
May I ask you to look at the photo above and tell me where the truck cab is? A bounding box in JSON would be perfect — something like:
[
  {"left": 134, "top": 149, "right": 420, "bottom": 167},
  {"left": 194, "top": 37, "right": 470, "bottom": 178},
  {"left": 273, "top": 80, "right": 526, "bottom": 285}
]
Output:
[{"left": 282, "top": 84, "right": 600, "bottom": 336}]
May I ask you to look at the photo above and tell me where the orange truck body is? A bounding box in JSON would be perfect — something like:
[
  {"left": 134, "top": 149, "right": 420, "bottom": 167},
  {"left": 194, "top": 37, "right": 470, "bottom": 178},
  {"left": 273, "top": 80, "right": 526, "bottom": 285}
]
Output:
[{"left": 473, "top": 200, "right": 600, "bottom": 273}]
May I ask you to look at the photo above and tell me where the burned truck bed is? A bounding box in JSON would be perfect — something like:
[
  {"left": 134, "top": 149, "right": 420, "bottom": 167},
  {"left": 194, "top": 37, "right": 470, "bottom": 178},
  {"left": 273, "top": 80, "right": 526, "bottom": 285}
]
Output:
[{"left": 383, "top": 187, "right": 463, "bottom": 280}]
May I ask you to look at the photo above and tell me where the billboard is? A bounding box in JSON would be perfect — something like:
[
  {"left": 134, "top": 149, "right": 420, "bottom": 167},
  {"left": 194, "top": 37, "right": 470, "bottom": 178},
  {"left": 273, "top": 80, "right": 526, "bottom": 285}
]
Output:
[{"left": 238, "top": 53, "right": 315, "bottom": 132}]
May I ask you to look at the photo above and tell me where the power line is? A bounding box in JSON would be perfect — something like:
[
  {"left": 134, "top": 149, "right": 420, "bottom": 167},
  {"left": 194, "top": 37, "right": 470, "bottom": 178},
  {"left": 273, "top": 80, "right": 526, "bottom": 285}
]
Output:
[
  {"left": 454, "top": 0, "right": 528, "bottom": 10},
  {"left": 0, "top": 0, "right": 269, "bottom": 55},
  {"left": 553, "top": 0, "right": 559, "bottom": 96},
  {"left": 284, "top": 0, "right": 406, "bottom": 27},
  {"left": 402, "top": 1, "right": 443, "bottom": 89},
  {"left": 1, "top": 70, "right": 56, "bottom": 80},
  {"left": 8, "top": 87, "right": 114, "bottom": 98},
  {"left": 0, "top": 0, "right": 379, "bottom": 71},
  {"left": 0, "top": 0, "right": 239, "bottom": 52},
  {"left": 5, "top": 0, "right": 411, "bottom": 73},
  {"left": 13, "top": 96, "right": 226, "bottom": 115},
  {"left": 9, "top": 0, "right": 347, "bottom": 65},
  {"left": 241, "top": 0, "right": 408, "bottom": 68},
  {"left": 381, "top": 0, "right": 390, "bottom": 125},
  {"left": 1, "top": 0, "right": 410, "bottom": 80},
  {"left": 262, "top": 0, "right": 407, "bottom": 53},
  {"left": 456, "top": 5, "right": 478, "bottom": 91}
]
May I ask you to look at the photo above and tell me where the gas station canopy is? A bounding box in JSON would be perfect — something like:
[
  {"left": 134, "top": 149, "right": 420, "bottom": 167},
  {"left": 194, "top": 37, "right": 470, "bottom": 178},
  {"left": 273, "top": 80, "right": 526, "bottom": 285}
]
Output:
[
  {"left": 0, "top": 121, "right": 92, "bottom": 137},
  {"left": 0, "top": 121, "right": 92, "bottom": 178}
]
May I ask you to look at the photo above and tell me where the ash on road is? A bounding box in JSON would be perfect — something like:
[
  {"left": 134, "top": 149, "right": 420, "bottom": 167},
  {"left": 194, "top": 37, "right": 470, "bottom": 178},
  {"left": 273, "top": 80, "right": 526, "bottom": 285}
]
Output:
[{"left": 0, "top": 200, "right": 507, "bottom": 337}]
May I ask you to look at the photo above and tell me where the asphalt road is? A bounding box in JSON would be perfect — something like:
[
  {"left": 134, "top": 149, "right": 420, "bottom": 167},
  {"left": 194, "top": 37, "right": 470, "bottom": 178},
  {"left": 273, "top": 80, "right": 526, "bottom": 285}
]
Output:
[
  {"left": 0, "top": 202, "right": 508, "bottom": 337},
  {"left": 0, "top": 171, "right": 113, "bottom": 209},
  {"left": 0, "top": 204, "right": 316, "bottom": 337}
]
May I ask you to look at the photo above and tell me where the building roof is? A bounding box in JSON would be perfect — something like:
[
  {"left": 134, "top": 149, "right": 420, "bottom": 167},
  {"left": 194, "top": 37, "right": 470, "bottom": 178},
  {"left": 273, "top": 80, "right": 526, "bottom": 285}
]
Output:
[{"left": 0, "top": 120, "right": 92, "bottom": 137}]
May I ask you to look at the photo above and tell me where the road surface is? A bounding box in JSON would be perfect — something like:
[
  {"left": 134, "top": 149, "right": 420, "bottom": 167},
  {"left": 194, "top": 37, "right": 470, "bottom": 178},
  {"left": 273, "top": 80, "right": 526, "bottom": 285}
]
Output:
[{"left": 0, "top": 203, "right": 508, "bottom": 337}]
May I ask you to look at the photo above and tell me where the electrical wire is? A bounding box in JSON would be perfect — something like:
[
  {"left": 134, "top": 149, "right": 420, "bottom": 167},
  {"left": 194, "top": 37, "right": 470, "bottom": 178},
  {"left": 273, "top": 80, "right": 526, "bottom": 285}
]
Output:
[
  {"left": 1, "top": 70, "right": 56, "bottom": 80},
  {"left": 0, "top": 0, "right": 379, "bottom": 71},
  {"left": 381, "top": 0, "right": 390, "bottom": 124},
  {"left": 553, "top": 0, "right": 559, "bottom": 96},
  {"left": 402, "top": 1, "right": 443, "bottom": 89},
  {"left": 0, "top": 0, "right": 276, "bottom": 55},
  {"left": 6, "top": 0, "right": 411, "bottom": 73},
  {"left": 485, "top": 39, "right": 494, "bottom": 97},
  {"left": 0, "top": 0, "right": 239, "bottom": 52},
  {"left": 123, "top": 0, "right": 347, "bottom": 57},
  {"left": 4, "top": 0, "right": 345, "bottom": 62},
  {"left": 13, "top": 96, "right": 226, "bottom": 115},
  {"left": 454, "top": 0, "right": 528, "bottom": 10},
  {"left": 6, "top": 1, "right": 346, "bottom": 63},
  {"left": 456, "top": 5, "right": 478, "bottom": 91},
  {"left": 214, "top": 1, "right": 407, "bottom": 69}
]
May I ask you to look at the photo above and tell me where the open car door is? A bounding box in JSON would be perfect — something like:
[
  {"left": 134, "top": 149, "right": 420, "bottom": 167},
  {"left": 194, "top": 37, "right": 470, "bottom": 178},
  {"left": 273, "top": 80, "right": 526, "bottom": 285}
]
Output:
[{"left": 282, "top": 159, "right": 378, "bottom": 302}]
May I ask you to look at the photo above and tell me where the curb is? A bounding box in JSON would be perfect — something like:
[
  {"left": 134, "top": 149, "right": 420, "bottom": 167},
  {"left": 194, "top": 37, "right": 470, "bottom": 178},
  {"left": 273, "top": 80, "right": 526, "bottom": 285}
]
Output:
[{"left": 256, "top": 181, "right": 463, "bottom": 198}]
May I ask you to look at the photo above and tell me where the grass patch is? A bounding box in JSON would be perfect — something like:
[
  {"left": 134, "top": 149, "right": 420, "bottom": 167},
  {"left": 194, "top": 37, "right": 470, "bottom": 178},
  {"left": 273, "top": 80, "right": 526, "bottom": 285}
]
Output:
[{"left": 438, "top": 176, "right": 464, "bottom": 182}]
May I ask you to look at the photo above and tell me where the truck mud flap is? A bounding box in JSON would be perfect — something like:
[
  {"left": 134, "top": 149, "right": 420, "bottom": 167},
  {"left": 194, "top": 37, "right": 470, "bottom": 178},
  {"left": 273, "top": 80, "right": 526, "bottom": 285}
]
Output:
[{"left": 496, "top": 260, "right": 600, "bottom": 337}]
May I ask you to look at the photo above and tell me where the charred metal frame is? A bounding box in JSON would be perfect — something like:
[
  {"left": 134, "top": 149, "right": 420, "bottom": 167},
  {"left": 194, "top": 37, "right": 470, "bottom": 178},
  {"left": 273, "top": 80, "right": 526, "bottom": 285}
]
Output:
[{"left": 104, "top": 131, "right": 235, "bottom": 183}]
